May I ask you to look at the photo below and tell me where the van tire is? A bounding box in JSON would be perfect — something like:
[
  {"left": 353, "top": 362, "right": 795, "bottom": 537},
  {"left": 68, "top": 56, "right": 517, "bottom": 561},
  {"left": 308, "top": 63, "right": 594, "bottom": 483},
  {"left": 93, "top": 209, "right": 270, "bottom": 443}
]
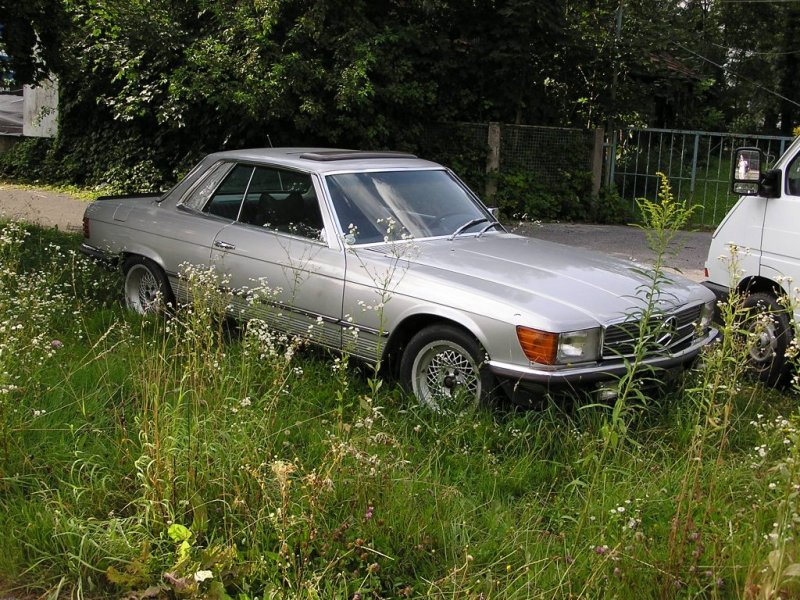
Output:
[{"left": 741, "top": 292, "right": 792, "bottom": 387}]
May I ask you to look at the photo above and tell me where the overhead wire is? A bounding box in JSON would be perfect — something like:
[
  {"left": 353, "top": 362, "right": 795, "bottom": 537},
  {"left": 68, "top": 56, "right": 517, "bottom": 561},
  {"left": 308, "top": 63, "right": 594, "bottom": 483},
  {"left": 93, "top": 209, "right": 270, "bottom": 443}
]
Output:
[
  {"left": 708, "top": 42, "right": 800, "bottom": 56},
  {"left": 673, "top": 42, "right": 800, "bottom": 108},
  {"left": 718, "top": 0, "right": 800, "bottom": 3}
]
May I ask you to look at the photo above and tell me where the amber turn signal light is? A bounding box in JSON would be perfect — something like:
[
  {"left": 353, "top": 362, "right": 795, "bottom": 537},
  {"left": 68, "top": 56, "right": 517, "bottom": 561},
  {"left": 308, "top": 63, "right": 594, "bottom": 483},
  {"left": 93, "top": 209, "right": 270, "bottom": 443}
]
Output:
[{"left": 516, "top": 326, "right": 558, "bottom": 365}]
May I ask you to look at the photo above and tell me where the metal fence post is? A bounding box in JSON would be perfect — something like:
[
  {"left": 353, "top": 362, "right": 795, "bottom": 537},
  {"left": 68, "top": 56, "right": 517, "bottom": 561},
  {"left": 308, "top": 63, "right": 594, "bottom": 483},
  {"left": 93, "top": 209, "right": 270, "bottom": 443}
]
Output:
[
  {"left": 689, "top": 133, "right": 700, "bottom": 201},
  {"left": 606, "top": 130, "right": 618, "bottom": 189}
]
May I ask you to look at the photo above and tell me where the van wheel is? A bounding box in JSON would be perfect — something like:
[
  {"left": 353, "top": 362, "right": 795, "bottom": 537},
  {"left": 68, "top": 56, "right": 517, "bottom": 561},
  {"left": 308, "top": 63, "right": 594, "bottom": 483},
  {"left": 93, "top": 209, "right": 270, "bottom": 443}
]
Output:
[
  {"left": 400, "top": 324, "right": 494, "bottom": 413},
  {"left": 741, "top": 292, "right": 792, "bottom": 387},
  {"left": 123, "top": 256, "right": 174, "bottom": 315}
]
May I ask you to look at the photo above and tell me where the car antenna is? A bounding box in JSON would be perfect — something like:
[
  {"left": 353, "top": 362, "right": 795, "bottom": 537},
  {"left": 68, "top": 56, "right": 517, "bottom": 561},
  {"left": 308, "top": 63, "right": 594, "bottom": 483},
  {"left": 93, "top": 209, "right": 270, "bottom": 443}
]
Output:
[{"left": 266, "top": 134, "right": 273, "bottom": 148}]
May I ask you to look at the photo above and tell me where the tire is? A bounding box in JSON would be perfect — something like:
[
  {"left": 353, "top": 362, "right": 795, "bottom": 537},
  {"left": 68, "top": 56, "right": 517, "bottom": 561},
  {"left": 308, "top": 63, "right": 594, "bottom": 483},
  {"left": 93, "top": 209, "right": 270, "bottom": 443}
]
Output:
[
  {"left": 122, "top": 256, "right": 174, "bottom": 315},
  {"left": 741, "top": 292, "right": 792, "bottom": 387},
  {"left": 399, "top": 324, "right": 495, "bottom": 413}
]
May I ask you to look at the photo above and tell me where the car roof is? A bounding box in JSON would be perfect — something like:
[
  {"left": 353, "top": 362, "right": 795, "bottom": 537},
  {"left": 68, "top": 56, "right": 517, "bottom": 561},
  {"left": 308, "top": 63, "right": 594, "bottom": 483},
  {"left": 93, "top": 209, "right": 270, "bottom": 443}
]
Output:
[{"left": 206, "top": 147, "right": 444, "bottom": 173}]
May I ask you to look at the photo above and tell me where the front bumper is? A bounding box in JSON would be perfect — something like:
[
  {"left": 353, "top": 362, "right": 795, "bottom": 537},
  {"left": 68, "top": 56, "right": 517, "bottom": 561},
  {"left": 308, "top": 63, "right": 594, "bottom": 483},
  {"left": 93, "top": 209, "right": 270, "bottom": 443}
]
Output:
[
  {"left": 487, "top": 326, "right": 717, "bottom": 394},
  {"left": 701, "top": 281, "right": 730, "bottom": 322}
]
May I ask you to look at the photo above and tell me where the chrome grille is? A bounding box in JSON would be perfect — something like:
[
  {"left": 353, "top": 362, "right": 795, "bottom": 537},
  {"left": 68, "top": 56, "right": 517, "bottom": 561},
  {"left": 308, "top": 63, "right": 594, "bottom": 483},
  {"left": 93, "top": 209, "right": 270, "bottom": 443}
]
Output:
[{"left": 602, "top": 305, "right": 702, "bottom": 360}]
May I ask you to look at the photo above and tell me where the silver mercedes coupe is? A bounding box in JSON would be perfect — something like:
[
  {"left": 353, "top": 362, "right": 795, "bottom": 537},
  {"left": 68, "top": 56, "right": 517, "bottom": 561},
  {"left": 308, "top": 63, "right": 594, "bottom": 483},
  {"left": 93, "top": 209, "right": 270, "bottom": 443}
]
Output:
[{"left": 80, "top": 148, "right": 717, "bottom": 410}]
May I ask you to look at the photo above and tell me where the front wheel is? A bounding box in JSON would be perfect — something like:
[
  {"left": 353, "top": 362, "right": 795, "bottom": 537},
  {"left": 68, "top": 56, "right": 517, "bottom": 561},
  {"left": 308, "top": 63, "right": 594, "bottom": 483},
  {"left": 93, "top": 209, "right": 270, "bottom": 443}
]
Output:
[
  {"left": 399, "top": 324, "right": 495, "bottom": 413},
  {"left": 123, "top": 256, "right": 174, "bottom": 315},
  {"left": 741, "top": 292, "right": 793, "bottom": 387}
]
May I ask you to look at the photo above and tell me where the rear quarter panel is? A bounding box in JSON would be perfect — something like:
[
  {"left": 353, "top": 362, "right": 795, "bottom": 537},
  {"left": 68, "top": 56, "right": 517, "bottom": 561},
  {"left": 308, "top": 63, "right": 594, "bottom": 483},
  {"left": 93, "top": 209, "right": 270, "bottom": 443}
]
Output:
[{"left": 85, "top": 197, "right": 229, "bottom": 278}]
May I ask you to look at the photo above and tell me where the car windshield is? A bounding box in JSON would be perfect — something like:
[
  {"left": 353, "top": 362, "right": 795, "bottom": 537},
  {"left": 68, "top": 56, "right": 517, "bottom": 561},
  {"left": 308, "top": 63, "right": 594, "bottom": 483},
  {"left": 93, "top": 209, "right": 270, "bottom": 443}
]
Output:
[{"left": 326, "top": 169, "right": 490, "bottom": 244}]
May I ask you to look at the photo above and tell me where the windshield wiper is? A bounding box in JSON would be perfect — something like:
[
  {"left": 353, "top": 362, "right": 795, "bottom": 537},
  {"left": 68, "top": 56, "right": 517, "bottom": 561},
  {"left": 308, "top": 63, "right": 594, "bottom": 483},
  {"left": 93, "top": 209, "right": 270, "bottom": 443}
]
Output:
[
  {"left": 448, "top": 217, "right": 488, "bottom": 241},
  {"left": 476, "top": 221, "right": 504, "bottom": 238}
]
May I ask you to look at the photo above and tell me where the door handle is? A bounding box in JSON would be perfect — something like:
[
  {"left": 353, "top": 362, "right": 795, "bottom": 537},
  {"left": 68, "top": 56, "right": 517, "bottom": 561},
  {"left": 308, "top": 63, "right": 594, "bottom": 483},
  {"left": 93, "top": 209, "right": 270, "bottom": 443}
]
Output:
[{"left": 214, "top": 240, "right": 235, "bottom": 250}]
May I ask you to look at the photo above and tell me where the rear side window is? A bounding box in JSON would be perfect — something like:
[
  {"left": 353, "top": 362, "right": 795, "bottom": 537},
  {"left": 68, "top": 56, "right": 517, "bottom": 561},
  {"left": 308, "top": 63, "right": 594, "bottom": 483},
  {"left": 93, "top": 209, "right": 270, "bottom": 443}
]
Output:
[{"left": 180, "top": 162, "right": 234, "bottom": 211}]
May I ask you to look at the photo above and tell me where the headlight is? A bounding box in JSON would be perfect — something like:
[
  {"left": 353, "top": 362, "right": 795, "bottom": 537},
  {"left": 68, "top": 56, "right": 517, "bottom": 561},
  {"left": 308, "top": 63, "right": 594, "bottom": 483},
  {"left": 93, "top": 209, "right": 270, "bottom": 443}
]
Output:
[
  {"left": 516, "top": 326, "right": 601, "bottom": 365},
  {"left": 699, "top": 300, "right": 715, "bottom": 331},
  {"left": 558, "top": 328, "right": 602, "bottom": 362}
]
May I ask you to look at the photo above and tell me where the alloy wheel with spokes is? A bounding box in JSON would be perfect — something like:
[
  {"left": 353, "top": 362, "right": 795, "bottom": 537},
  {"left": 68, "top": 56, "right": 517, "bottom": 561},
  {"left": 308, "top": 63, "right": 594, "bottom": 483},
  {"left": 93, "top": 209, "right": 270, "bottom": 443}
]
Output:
[
  {"left": 400, "top": 324, "right": 494, "bottom": 413},
  {"left": 123, "top": 256, "right": 174, "bottom": 315}
]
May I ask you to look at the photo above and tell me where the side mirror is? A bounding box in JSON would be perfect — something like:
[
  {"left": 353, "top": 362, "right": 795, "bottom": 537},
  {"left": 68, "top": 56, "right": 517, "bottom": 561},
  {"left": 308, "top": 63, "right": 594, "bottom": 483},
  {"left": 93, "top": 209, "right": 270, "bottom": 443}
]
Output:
[
  {"left": 487, "top": 206, "right": 500, "bottom": 219},
  {"left": 731, "top": 147, "right": 782, "bottom": 198},
  {"left": 760, "top": 168, "right": 782, "bottom": 198},
  {"left": 731, "top": 147, "right": 763, "bottom": 195}
]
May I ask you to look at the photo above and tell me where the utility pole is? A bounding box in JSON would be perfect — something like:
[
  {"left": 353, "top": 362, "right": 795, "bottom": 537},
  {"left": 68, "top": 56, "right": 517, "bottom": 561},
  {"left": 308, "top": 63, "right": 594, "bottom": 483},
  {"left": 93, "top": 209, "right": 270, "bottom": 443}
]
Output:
[
  {"left": 605, "top": 0, "right": 625, "bottom": 188},
  {"left": 610, "top": 0, "right": 624, "bottom": 111}
]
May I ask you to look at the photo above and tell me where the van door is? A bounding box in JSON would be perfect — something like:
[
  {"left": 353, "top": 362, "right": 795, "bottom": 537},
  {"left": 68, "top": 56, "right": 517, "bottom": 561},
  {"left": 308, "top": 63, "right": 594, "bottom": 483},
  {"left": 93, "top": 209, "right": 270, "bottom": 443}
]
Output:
[
  {"left": 705, "top": 195, "right": 767, "bottom": 287},
  {"left": 759, "top": 149, "right": 800, "bottom": 286}
]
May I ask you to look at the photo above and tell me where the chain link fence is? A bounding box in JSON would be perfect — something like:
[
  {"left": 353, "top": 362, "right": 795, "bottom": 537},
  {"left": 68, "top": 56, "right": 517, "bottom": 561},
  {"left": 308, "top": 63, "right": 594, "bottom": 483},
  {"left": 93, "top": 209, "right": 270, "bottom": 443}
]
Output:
[
  {"left": 419, "top": 122, "right": 595, "bottom": 187},
  {"left": 499, "top": 124, "right": 595, "bottom": 182},
  {"left": 417, "top": 122, "right": 604, "bottom": 222}
]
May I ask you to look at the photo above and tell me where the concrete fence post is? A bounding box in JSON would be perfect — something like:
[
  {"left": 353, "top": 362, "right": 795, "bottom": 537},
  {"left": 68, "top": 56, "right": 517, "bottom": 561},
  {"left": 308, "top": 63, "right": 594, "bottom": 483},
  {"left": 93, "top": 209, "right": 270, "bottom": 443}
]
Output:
[
  {"left": 591, "top": 127, "right": 604, "bottom": 198},
  {"left": 485, "top": 122, "right": 501, "bottom": 200}
]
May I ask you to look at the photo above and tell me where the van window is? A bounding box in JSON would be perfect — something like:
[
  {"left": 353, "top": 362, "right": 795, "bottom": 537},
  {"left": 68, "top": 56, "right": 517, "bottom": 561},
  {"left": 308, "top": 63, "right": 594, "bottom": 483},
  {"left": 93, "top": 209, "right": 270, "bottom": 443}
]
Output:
[{"left": 788, "top": 153, "right": 800, "bottom": 197}]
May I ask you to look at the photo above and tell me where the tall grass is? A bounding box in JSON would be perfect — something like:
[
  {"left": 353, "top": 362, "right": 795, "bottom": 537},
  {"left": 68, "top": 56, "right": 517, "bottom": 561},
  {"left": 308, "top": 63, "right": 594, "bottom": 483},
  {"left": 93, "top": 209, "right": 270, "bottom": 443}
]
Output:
[{"left": 0, "top": 216, "right": 799, "bottom": 598}]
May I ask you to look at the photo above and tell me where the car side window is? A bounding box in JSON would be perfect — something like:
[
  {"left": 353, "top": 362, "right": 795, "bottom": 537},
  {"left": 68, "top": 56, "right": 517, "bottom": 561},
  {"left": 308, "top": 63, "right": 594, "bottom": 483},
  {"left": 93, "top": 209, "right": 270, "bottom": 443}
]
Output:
[
  {"left": 237, "top": 166, "right": 324, "bottom": 240},
  {"left": 180, "top": 162, "right": 234, "bottom": 211},
  {"left": 203, "top": 164, "right": 254, "bottom": 219},
  {"left": 788, "top": 153, "right": 800, "bottom": 197}
]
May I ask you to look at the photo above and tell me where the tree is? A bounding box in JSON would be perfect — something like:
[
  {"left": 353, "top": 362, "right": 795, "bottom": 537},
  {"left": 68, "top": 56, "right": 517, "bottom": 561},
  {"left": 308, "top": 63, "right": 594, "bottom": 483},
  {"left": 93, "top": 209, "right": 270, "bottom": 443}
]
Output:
[
  {"left": 718, "top": 0, "right": 800, "bottom": 134},
  {"left": 0, "top": 0, "right": 69, "bottom": 85},
  {"left": 4, "top": 0, "right": 795, "bottom": 190}
]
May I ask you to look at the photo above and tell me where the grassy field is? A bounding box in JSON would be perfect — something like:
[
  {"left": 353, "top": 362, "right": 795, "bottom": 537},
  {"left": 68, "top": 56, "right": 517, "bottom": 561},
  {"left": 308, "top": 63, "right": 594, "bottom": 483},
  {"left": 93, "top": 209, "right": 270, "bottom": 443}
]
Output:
[{"left": 1, "top": 217, "right": 800, "bottom": 599}]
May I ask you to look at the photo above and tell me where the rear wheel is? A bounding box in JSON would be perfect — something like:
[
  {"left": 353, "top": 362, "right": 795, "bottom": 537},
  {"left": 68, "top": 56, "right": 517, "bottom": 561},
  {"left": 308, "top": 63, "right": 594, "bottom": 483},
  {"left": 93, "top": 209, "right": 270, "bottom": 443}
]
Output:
[
  {"left": 741, "top": 292, "right": 792, "bottom": 387},
  {"left": 400, "top": 324, "right": 494, "bottom": 413},
  {"left": 123, "top": 256, "right": 174, "bottom": 315}
]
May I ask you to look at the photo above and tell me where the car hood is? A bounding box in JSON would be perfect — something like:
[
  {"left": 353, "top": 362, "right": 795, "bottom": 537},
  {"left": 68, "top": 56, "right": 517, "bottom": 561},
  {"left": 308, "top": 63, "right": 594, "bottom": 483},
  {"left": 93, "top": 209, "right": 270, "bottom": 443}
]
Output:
[{"left": 362, "top": 233, "right": 708, "bottom": 330}]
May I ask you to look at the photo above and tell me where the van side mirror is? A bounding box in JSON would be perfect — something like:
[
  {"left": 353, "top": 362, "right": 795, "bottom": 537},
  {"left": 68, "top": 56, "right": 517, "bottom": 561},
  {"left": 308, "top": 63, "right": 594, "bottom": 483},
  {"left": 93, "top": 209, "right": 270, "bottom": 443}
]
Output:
[
  {"left": 731, "top": 147, "right": 762, "bottom": 195},
  {"left": 760, "top": 168, "right": 782, "bottom": 198},
  {"left": 731, "top": 147, "right": 782, "bottom": 198}
]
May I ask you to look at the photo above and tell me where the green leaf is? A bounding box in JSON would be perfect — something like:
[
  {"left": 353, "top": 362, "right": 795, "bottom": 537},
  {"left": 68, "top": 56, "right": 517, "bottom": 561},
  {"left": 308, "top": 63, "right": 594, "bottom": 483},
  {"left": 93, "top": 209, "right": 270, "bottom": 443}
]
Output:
[
  {"left": 769, "top": 549, "right": 782, "bottom": 572},
  {"left": 168, "top": 523, "right": 193, "bottom": 543}
]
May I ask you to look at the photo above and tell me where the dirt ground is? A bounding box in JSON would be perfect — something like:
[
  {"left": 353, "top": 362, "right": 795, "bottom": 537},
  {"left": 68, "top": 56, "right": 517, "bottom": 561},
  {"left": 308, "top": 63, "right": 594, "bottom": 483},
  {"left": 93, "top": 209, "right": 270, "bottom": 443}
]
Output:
[
  {"left": 0, "top": 184, "right": 87, "bottom": 232},
  {"left": 0, "top": 185, "right": 712, "bottom": 282}
]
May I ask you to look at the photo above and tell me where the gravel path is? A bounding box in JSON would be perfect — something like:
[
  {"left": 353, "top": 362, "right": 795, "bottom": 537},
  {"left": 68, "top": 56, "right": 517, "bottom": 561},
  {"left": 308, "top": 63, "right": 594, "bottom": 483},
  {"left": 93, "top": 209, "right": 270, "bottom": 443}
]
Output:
[
  {"left": 0, "top": 184, "right": 87, "bottom": 232},
  {"left": 514, "top": 222, "right": 711, "bottom": 282},
  {"left": 0, "top": 185, "right": 712, "bottom": 282}
]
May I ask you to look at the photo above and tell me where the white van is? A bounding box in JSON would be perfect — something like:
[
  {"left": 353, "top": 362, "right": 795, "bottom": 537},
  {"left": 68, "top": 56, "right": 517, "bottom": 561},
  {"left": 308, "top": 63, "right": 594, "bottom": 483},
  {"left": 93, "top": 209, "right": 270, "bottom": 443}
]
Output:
[{"left": 704, "top": 136, "right": 800, "bottom": 385}]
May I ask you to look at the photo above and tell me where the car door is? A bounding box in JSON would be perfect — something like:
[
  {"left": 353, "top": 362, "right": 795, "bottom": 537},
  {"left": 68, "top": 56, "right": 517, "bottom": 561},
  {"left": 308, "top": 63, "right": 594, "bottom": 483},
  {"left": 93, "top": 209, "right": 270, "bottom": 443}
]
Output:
[
  {"left": 160, "top": 161, "right": 251, "bottom": 301},
  {"left": 760, "top": 148, "right": 800, "bottom": 286},
  {"left": 141, "top": 161, "right": 241, "bottom": 297},
  {"left": 209, "top": 163, "right": 346, "bottom": 350}
]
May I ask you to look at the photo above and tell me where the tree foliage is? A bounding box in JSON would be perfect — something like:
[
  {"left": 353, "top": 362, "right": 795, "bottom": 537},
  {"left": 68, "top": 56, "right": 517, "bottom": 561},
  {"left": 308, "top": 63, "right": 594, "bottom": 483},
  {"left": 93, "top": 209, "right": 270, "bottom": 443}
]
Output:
[
  {"left": 719, "top": 0, "right": 800, "bottom": 135},
  {"left": 0, "top": 0, "right": 68, "bottom": 85},
  {"left": 0, "top": 0, "right": 797, "bottom": 189}
]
